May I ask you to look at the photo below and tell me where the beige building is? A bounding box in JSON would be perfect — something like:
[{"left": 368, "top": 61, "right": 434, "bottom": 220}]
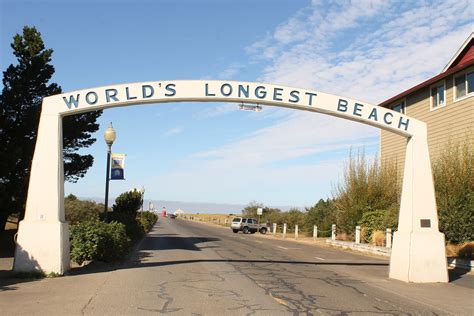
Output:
[{"left": 380, "top": 33, "right": 474, "bottom": 170}]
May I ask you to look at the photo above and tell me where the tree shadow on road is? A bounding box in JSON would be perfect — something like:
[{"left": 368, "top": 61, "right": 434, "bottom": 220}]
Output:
[
  {"left": 139, "top": 235, "right": 220, "bottom": 252},
  {"left": 123, "top": 258, "right": 390, "bottom": 270},
  {"left": 0, "top": 246, "right": 45, "bottom": 292},
  {"left": 67, "top": 234, "right": 221, "bottom": 276}
]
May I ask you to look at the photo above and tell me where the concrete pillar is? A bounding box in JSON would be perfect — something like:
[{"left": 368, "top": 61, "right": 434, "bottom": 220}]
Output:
[
  {"left": 295, "top": 225, "right": 299, "bottom": 240},
  {"left": 390, "top": 132, "right": 448, "bottom": 283},
  {"left": 13, "top": 113, "right": 69, "bottom": 274},
  {"left": 313, "top": 225, "right": 318, "bottom": 241},
  {"left": 355, "top": 226, "right": 361, "bottom": 244},
  {"left": 386, "top": 228, "right": 392, "bottom": 248},
  {"left": 331, "top": 224, "right": 336, "bottom": 240},
  {"left": 272, "top": 223, "right": 277, "bottom": 236},
  {"left": 283, "top": 223, "right": 287, "bottom": 238}
]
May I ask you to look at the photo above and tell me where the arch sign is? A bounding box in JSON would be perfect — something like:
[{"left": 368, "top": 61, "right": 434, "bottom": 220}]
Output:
[{"left": 13, "top": 80, "right": 448, "bottom": 283}]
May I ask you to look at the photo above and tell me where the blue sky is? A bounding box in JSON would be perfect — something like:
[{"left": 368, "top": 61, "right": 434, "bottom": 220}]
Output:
[{"left": 1, "top": 0, "right": 472, "bottom": 210}]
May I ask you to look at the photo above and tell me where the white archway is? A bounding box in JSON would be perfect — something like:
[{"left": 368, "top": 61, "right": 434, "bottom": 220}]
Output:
[{"left": 13, "top": 80, "right": 448, "bottom": 283}]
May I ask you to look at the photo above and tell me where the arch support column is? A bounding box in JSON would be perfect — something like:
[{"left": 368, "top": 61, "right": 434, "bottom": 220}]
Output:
[
  {"left": 13, "top": 112, "right": 69, "bottom": 274},
  {"left": 389, "top": 129, "right": 448, "bottom": 282}
]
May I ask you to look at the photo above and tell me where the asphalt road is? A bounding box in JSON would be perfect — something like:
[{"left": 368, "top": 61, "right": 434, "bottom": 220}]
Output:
[{"left": 1, "top": 218, "right": 473, "bottom": 315}]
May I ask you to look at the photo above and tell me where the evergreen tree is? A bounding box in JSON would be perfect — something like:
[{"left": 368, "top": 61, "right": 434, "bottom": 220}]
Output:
[
  {"left": 0, "top": 26, "right": 102, "bottom": 231},
  {"left": 304, "top": 198, "right": 336, "bottom": 234}
]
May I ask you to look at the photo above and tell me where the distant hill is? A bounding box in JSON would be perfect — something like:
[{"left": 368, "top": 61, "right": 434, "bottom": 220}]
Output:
[{"left": 80, "top": 197, "right": 300, "bottom": 214}]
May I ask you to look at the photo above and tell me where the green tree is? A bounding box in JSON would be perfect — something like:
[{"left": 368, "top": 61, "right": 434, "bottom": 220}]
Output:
[
  {"left": 283, "top": 208, "right": 306, "bottom": 231},
  {"left": 241, "top": 201, "right": 263, "bottom": 218},
  {"left": 241, "top": 201, "right": 281, "bottom": 222},
  {"left": 304, "top": 198, "right": 336, "bottom": 236},
  {"left": 0, "top": 26, "right": 102, "bottom": 231}
]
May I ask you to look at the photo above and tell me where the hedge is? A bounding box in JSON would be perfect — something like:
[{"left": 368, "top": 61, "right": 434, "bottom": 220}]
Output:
[{"left": 70, "top": 219, "right": 130, "bottom": 265}]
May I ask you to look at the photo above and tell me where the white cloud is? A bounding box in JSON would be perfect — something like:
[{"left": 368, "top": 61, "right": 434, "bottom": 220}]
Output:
[
  {"left": 189, "top": 112, "right": 378, "bottom": 168},
  {"left": 218, "top": 63, "right": 243, "bottom": 79},
  {"left": 194, "top": 103, "right": 238, "bottom": 119},
  {"left": 251, "top": 0, "right": 473, "bottom": 103},
  {"left": 162, "top": 126, "right": 183, "bottom": 137}
]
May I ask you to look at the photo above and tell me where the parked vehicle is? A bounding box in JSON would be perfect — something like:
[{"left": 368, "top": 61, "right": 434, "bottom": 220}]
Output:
[
  {"left": 169, "top": 214, "right": 177, "bottom": 219},
  {"left": 231, "top": 217, "right": 267, "bottom": 234}
]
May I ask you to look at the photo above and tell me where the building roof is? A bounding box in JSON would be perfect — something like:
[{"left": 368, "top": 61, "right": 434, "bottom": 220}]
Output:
[
  {"left": 379, "top": 33, "right": 474, "bottom": 108},
  {"left": 442, "top": 32, "right": 474, "bottom": 72}
]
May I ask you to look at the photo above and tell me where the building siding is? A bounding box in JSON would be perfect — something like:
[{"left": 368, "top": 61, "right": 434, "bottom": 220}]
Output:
[{"left": 380, "top": 65, "right": 474, "bottom": 174}]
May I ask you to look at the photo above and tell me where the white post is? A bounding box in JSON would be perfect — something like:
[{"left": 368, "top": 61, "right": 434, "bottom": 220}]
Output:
[
  {"left": 331, "top": 224, "right": 336, "bottom": 240},
  {"left": 355, "top": 226, "right": 361, "bottom": 244},
  {"left": 313, "top": 225, "right": 318, "bottom": 241},
  {"left": 272, "top": 223, "right": 277, "bottom": 236},
  {"left": 386, "top": 228, "right": 392, "bottom": 248},
  {"left": 295, "top": 225, "right": 299, "bottom": 240},
  {"left": 283, "top": 223, "right": 287, "bottom": 238}
]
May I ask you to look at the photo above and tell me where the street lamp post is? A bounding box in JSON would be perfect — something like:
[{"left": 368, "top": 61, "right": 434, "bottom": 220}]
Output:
[{"left": 103, "top": 122, "right": 116, "bottom": 222}]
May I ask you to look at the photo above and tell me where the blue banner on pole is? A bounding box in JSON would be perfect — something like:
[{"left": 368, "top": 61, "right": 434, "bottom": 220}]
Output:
[{"left": 111, "top": 153, "right": 125, "bottom": 180}]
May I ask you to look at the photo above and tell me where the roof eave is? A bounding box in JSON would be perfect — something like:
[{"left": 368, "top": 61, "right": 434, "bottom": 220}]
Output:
[
  {"left": 442, "top": 32, "right": 474, "bottom": 73},
  {"left": 378, "top": 59, "right": 474, "bottom": 108}
]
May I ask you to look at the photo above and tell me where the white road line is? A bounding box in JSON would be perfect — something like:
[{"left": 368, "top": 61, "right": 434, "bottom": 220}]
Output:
[
  {"left": 277, "top": 246, "right": 300, "bottom": 250},
  {"left": 314, "top": 256, "right": 326, "bottom": 260}
]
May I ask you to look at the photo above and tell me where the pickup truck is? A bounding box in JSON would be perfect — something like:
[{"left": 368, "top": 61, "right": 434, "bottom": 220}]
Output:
[{"left": 231, "top": 217, "right": 268, "bottom": 234}]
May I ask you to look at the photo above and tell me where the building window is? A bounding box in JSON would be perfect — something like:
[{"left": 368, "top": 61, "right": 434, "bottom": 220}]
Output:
[
  {"left": 454, "top": 71, "right": 474, "bottom": 100},
  {"left": 392, "top": 100, "right": 406, "bottom": 114},
  {"left": 431, "top": 83, "right": 445, "bottom": 109}
]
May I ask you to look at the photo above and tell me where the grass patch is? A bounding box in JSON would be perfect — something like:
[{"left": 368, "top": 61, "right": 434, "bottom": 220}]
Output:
[
  {"left": 179, "top": 213, "right": 236, "bottom": 226},
  {"left": 46, "top": 272, "right": 62, "bottom": 278}
]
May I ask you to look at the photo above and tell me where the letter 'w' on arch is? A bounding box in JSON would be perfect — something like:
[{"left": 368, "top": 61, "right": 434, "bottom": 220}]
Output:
[{"left": 13, "top": 80, "right": 448, "bottom": 283}]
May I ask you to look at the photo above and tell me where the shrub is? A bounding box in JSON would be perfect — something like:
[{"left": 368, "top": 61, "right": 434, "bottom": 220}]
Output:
[
  {"left": 65, "top": 195, "right": 103, "bottom": 224},
  {"left": 358, "top": 209, "right": 397, "bottom": 243},
  {"left": 70, "top": 219, "right": 130, "bottom": 265},
  {"left": 333, "top": 150, "right": 400, "bottom": 234},
  {"left": 110, "top": 189, "right": 146, "bottom": 241},
  {"left": 109, "top": 212, "right": 145, "bottom": 241},
  {"left": 137, "top": 211, "right": 158, "bottom": 233},
  {"left": 113, "top": 189, "right": 143, "bottom": 216},
  {"left": 433, "top": 142, "right": 474, "bottom": 244}
]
